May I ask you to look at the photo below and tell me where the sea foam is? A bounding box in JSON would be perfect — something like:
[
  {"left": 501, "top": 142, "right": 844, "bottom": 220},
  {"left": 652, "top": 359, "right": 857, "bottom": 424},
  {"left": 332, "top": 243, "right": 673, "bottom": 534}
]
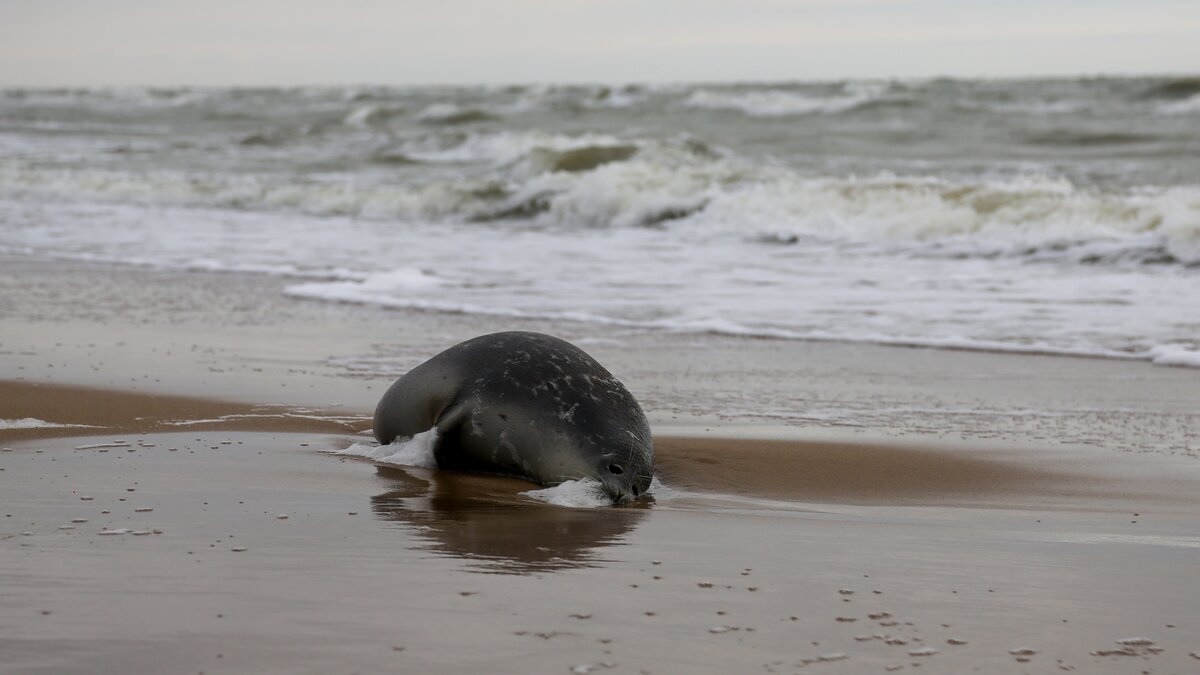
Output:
[
  {"left": 335, "top": 429, "right": 439, "bottom": 468},
  {"left": 683, "top": 84, "right": 885, "bottom": 116},
  {"left": 0, "top": 418, "right": 97, "bottom": 430},
  {"left": 522, "top": 478, "right": 614, "bottom": 508}
]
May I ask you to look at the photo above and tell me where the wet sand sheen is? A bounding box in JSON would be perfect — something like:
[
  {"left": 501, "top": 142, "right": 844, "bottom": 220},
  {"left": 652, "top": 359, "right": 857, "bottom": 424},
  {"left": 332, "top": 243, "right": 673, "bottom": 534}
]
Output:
[
  {"left": 0, "top": 379, "right": 1183, "bottom": 509},
  {"left": 0, "top": 379, "right": 369, "bottom": 440},
  {"left": 4, "top": 428, "right": 1198, "bottom": 674}
]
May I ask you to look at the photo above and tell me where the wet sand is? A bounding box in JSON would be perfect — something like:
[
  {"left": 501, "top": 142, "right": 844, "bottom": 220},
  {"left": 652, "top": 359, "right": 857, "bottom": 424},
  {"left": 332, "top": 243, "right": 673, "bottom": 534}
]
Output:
[
  {"left": 3, "top": 257, "right": 1200, "bottom": 674},
  {"left": 4, "top": 384, "right": 1200, "bottom": 674}
]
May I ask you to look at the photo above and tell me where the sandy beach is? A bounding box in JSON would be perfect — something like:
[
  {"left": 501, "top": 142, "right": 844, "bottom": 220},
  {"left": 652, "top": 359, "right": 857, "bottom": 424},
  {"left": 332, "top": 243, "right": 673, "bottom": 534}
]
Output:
[{"left": 3, "top": 257, "right": 1199, "bottom": 674}]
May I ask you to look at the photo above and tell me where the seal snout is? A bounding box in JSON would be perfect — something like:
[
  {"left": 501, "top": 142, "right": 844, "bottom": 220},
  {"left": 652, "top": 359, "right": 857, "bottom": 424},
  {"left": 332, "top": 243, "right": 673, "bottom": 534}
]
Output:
[{"left": 600, "top": 456, "right": 650, "bottom": 503}]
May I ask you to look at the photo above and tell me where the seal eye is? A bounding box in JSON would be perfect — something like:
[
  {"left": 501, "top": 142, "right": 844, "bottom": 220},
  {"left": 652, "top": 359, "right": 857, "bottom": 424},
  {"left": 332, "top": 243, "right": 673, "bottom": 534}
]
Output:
[{"left": 608, "top": 464, "right": 624, "bottom": 475}]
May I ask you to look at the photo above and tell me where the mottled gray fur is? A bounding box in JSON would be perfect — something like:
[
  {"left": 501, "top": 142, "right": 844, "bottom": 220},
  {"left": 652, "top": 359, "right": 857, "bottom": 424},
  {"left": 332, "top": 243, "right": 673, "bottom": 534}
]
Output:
[{"left": 374, "top": 332, "right": 653, "bottom": 501}]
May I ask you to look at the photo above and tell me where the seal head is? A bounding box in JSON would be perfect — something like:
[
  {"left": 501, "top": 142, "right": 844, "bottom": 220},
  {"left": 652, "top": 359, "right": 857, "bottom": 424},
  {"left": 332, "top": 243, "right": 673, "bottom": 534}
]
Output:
[{"left": 374, "top": 332, "right": 653, "bottom": 501}]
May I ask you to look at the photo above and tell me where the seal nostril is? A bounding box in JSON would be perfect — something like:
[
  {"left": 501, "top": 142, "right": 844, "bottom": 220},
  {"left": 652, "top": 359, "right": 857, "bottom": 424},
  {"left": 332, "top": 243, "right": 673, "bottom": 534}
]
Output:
[
  {"left": 631, "top": 485, "right": 640, "bottom": 497},
  {"left": 608, "top": 464, "right": 623, "bottom": 475}
]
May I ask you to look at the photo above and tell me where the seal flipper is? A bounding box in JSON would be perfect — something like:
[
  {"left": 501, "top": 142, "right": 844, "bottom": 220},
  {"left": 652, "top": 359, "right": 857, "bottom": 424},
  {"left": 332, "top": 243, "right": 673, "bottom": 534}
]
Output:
[
  {"left": 429, "top": 400, "right": 477, "bottom": 473},
  {"left": 431, "top": 400, "right": 528, "bottom": 479},
  {"left": 373, "top": 365, "right": 459, "bottom": 444}
]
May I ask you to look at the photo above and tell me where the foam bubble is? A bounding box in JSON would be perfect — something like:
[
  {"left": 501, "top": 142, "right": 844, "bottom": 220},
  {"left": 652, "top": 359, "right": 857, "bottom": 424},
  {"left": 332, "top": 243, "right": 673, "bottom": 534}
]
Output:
[
  {"left": 0, "top": 418, "right": 97, "bottom": 430},
  {"left": 683, "top": 84, "right": 884, "bottom": 116},
  {"left": 285, "top": 267, "right": 445, "bottom": 306},
  {"left": 522, "top": 478, "right": 613, "bottom": 508},
  {"left": 1148, "top": 345, "right": 1200, "bottom": 368},
  {"left": 334, "top": 429, "right": 439, "bottom": 468}
]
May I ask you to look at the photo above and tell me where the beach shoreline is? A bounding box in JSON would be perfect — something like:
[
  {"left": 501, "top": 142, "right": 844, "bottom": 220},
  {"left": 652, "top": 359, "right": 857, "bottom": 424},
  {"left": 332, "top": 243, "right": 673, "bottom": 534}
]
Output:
[
  {"left": 3, "top": 255, "right": 1200, "bottom": 674},
  {"left": 4, "top": 378, "right": 1195, "bottom": 513}
]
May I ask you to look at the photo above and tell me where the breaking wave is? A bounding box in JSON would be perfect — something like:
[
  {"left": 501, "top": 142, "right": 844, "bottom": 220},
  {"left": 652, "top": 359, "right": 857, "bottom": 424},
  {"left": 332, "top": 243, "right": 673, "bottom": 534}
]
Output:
[
  {"left": 4, "top": 137, "right": 1198, "bottom": 266},
  {"left": 682, "top": 83, "right": 891, "bottom": 116},
  {"left": 3, "top": 79, "right": 1198, "bottom": 369}
]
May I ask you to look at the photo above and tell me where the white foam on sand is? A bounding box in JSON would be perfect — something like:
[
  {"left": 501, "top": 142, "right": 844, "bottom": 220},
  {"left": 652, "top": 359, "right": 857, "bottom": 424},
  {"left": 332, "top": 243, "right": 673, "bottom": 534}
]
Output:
[
  {"left": 1148, "top": 344, "right": 1200, "bottom": 368},
  {"left": 523, "top": 475, "right": 675, "bottom": 508},
  {"left": 522, "top": 478, "right": 614, "bottom": 508},
  {"left": 334, "top": 428, "right": 439, "bottom": 468},
  {"left": 0, "top": 418, "right": 98, "bottom": 430}
]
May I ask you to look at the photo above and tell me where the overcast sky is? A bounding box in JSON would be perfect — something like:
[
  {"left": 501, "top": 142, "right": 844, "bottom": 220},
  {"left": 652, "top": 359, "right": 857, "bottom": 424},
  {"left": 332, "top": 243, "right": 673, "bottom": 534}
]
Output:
[{"left": 2, "top": 0, "right": 1198, "bottom": 86}]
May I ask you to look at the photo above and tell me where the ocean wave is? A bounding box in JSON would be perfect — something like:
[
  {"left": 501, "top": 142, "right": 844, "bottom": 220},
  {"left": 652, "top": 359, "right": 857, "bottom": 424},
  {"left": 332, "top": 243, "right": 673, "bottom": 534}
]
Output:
[
  {"left": 283, "top": 271, "right": 1199, "bottom": 368},
  {"left": 536, "top": 86, "right": 647, "bottom": 111},
  {"left": 520, "top": 144, "right": 639, "bottom": 174},
  {"left": 1157, "top": 94, "right": 1200, "bottom": 115},
  {"left": 682, "top": 86, "right": 884, "bottom": 116},
  {"left": 343, "top": 104, "right": 406, "bottom": 128},
  {"left": 415, "top": 103, "right": 498, "bottom": 125},
  {"left": 402, "top": 130, "right": 633, "bottom": 166},
  {"left": 1021, "top": 130, "right": 1165, "bottom": 147},
  {"left": 1139, "top": 77, "right": 1200, "bottom": 100},
  {"left": 958, "top": 99, "right": 1084, "bottom": 115},
  {"left": 5, "top": 127, "right": 1200, "bottom": 266}
]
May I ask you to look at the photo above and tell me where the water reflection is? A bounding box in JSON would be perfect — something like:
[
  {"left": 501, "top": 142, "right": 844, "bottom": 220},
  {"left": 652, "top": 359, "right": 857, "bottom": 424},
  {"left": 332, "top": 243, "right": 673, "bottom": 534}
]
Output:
[{"left": 370, "top": 465, "right": 647, "bottom": 574}]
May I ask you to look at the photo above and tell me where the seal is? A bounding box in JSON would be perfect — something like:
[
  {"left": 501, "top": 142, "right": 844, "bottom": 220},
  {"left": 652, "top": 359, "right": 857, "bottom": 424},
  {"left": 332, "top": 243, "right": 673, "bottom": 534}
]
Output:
[{"left": 373, "top": 331, "right": 654, "bottom": 502}]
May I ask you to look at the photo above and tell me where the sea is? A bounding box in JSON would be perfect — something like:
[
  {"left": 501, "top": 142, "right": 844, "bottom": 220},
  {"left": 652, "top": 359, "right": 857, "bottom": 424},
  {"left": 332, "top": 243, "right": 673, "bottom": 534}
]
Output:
[{"left": 1, "top": 77, "right": 1198, "bottom": 367}]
